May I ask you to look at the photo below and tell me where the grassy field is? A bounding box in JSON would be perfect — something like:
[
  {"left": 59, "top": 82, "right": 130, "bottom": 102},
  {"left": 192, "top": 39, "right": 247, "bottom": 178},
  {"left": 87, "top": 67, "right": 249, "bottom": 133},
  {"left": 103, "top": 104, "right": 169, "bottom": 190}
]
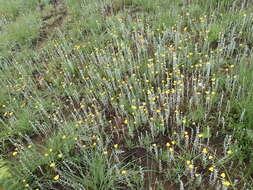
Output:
[{"left": 0, "top": 0, "right": 253, "bottom": 189}]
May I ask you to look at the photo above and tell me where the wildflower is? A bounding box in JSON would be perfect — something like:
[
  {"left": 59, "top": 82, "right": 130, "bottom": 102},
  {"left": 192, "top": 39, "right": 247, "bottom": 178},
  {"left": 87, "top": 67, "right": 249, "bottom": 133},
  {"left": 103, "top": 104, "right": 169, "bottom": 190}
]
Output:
[
  {"left": 114, "top": 144, "right": 119, "bottom": 148},
  {"left": 171, "top": 141, "right": 176, "bottom": 145},
  {"left": 152, "top": 143, "right": 157, "bottom": 147},
  {"left": 53, "top": 174, "right": 60, "bottom": 180},
  {"left": 24, "top": 184, "right": 29, "bottom": 188},
  {"left": 62, "top": 135, "right": 67, "bottom": 140},
  {"left": 124, "top": 119, "right": 128, "bottom": 124},
  {"left": 209, "top": 167, "right": 215, "bottom": 172},
  {"left": 27, "top": 145, "right": 32, "bottom": 149},
  {"left": 74, "top": 45, "right": 81, "bottom": 50},
  {"left": 103, "top": 151, "right": 108, "bottom": 155},
  {"left": 222, "top": 180, "right": 231, "bottom": 186},
  {"left": 169, "top": 148, "right": 174, "bottom": 152},
  {"left": 49, "top": 162, "right": 56, "bottom": 168},
  {"left": 49, "top": 148, "right": 53, "bottom": 152},
  {"left": 208, "top": 155, "right": 213, "bottom": 160},
  {"left": 186, "top": 160, "right": 191, "bottom": 165},
  {"left": 202, "top": 148, "right": 208, "bottom": 154},
  {"left": 166, "top": 142, "right": 170, "bottom": 147},
  {"left": 12, "top": 151, "right": 18, "bottom": 156},
  {"left": 131, "top": 105, "right": 137, "bottom": 110},
  {"left": 189, "top": 164, "right": 194, "bottom": 169},
  {"left": 227, "top": 150, "right": 233, "bottom": 155},
  {"left": 57, "top": 153, "right": 63, "bottom": 158},
  {"left": 121, "top": 170, "right": 128, "bottom": 175},
  {"left": 221, "top": 173, "right": 226, "bottom": 178},
  {"left": 44, "top": 153, "right": 49, "bottom": 157}
]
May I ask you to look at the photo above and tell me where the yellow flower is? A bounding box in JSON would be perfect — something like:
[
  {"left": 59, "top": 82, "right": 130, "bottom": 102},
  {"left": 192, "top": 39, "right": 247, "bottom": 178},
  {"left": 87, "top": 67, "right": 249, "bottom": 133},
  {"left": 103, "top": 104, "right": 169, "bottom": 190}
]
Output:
[
  {"left": 152, "top": 143, "right": 157, "bottom": 147},
  {"left": 171, "top": 141, "right": 176, "bottom": 145},
  {"left": 12, "top": 151, "right": 18, "bottom": 156},
  {"left": 27, "top": 145, "right": 32, "bottom": 149},
  {"left": 221, "top": 173, "right": 226, "bottom": 178},
  {"left": 44, "top": 153, "right": 49, "bottom": 157},
  {"left": 186, "top": 160, "right": 191, "bottom": 165},
  {"left": 189, "top": 164, "right": 194, "bottom": 169},
  {"left": 74, "top": 45, "right": 81, "bottom": 50},
  {"left": 114, "top": 144, "right": 119, "bottom": 148},
  {"left": 131, "top": 105, "right": 137, "bottom": 110},
  {"left": 169, "top": 148, "right": 174, "bottom": 152},
  {"left": 24, "top": 184, "right": 29, "bottom": 187},
  {"left": 57, "top": 153, "right": 63, "bottom": 158},
  {"left": 121, "top": 170, "right": 128, "bottom": 175},
  {"left": 227, "top": 150, "right": 233, "bottom": 155},
  {"left": 202, "top": 148, "right": 208, "bottom": 154},
  {"left": 208, "top": 155, "right": 213, "bottom": 160},
  {"left": 124, "top": 119, "right": 128, "bottom": 124},
  {"left": 166, "top": 142, "right": 170, "bottom": 147},
  {"left": 103, "top": 151, "right": 108, "bottom": 155},
  {"left": 62, "top": 135, "right": 67, "bottom": 139},
  {"left": 222, "top": 180, "right": 231, "bottom": 186},
  {"left": 53, "top": 174, "right": 60, "bottom": 180},
  {"left": 209, "top": 167, "right": 214, "bottom": 172},
  {"left": 49, "top": 162, "right": 56, "bottom": 168}
]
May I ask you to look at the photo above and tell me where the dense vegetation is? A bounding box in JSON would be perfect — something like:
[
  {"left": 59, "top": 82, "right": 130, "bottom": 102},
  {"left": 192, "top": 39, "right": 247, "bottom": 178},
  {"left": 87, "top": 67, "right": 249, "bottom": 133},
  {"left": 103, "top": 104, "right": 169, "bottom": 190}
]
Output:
[{"left": 1, "top": 0, "right": 253, "bottom": 189}]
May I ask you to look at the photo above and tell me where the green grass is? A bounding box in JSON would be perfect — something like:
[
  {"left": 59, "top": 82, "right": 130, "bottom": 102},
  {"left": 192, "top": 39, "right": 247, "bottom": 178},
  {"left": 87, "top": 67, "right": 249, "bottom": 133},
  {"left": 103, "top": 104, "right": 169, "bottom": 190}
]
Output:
[{"left": 0, "top": 0, "right": 253, "bottom": 189}]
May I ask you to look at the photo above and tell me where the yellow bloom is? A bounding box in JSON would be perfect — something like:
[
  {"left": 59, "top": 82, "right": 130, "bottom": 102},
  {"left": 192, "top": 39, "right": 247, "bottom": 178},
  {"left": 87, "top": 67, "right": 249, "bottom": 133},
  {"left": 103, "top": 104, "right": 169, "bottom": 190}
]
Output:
[
  {"left": 189, "top": 164, "right": 194, "bottom": 169},
  {"left": 62, "top": 135, "right": 67, "bottom": 139},
  {"left": 221, "top": 173, "right": 226, "bottom": 178},
  {"left": 12, "top": 151, "right": 18, "bottom": 156},
  {"left": 114, "top": 144, "right": 119, "bottom": 148},
  {"left": 49, "top": 162, "right": 56, "bottom": 168},
  {"left": 131, "top": 105, "right": 137, "bottom": 110},
  {"left": 166, "top": 142, "right": 170, "bottom": 147},
  {"left": 74, "top": 45, "right": 81, "bottom": 50},
  {"left": 227, "top": 150, "right": 233, "bottom": 155},
  {"left": 222, "top": 180, "right": 231, "bottom": 186},
  {"left": 208, "top": 155, "right": 213, "bottom": 160},
  {"left": 103, "top": 151, "right": 108, "bottom": 155},
  {"left": 169, "top": 148, "right": 174, "bottom": 152},
  {"left": 121, "top": 170, "right": 128, "bottom": 175},
  {"left": 209, "top": 167, "right": 214, "bottom": 172},
  {"left": 53, "top": 174, "right": 60, "bottom": 180},
  {"left": 24, "top": 184, "right": 29, "bottom": 187},
  {"left": 27, "top": 145, "right": 32, "bottom": 149},
  {"left": 202, "top": 148, "right": 208, "bottom": 154}
]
